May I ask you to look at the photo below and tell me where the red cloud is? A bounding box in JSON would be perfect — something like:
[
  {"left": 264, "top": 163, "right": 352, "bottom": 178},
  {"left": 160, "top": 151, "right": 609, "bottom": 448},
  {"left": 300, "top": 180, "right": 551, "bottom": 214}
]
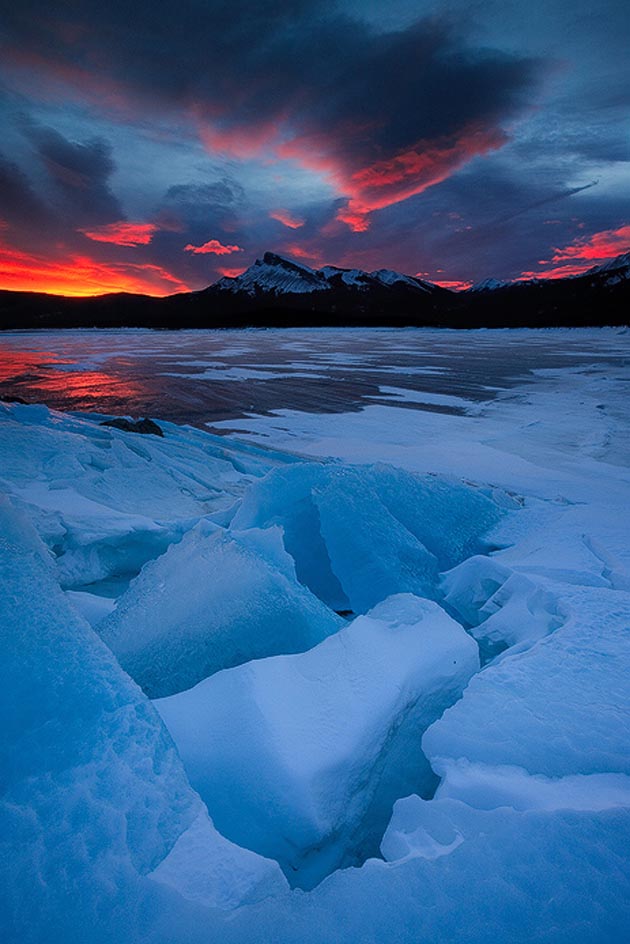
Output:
[
  {"left": 550, "top": 224, "right": 630, "bottom": 263},
  {"left": 432, "top": 279, "right": 472, "bottom": 291},
  {"left": 334, "top": 126, "right": 507, "bottom": 232},
  {"left": 520, "top": 224, "right": 630, "bottom": 280},
  {"left": 269, "top": 209, "right": 305, "bottom": 229},
  {"left": 0, "top": 241, "right": 190, "bottom": 296},
  {"left": 273, "top": 124, "right": 508, "bottom": 232},
  {"left": 196, "top": 117, "right": 509, "bottom": 235},
  {"left": 216, "top": 266, "right": 247, "bottom": 278},
  {"left": 184, "top": 239, "right": 242, "bottom": 255},
  {"left": 80, "top": 221, "right": 159, "bottom": 246},
  {"left": 282, "top": 244, "right": 323, "bottom": 265}
]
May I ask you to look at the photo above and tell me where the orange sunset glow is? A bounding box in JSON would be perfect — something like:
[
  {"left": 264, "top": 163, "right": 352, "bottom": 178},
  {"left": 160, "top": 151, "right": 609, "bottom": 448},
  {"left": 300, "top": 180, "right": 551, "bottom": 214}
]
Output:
[{"left": 0, "top": 242, "right": 190, "bottom": 296}]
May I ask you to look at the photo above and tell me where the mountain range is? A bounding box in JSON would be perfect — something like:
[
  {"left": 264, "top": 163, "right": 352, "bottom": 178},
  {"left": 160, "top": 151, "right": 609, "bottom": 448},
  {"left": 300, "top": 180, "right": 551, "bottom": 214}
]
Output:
[{"left": 1, "top": 250, "right": 628, "bottom": 329}]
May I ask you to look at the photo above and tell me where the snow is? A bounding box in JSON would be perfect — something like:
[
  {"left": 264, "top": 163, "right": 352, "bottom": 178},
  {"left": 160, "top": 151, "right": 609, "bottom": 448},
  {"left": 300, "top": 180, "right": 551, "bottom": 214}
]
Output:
[
  {"left": 371, "top": 268, "right": 431, "bottom": 291},
  {"left": 469, "top": 277, "right": 508, "bottom": 292},
  {"left": 155, "top": 593, "right": 479, "bottom": 889},
  {"left": 319, "top": 265, "right": 371, "bottom": 288},
  {"left": 100, "top": 522, "right": 341, "bottom": 697},
  {"left": 586, "top": 250, "right": 630, "bottom": 277},
  {"left": 2, "top": 327, "right": 630, "bottom": 942},
  {"left": 214, "top": 253, "right": 330, "bottom": 295},
  {"left": 367, "top": 385, "right": 473, "bottom": 408},
  {"left": 422, "top": 584, "right": 630, "bottom": 779},
  {"left": 149, "top": 810, "right": 288, "bottom": 909},
  {"left": 211, "top": 254, "right": 437, "bottom": 297},
  {"left": 0, "top": 400, "right": 288, "bottom": 591}
]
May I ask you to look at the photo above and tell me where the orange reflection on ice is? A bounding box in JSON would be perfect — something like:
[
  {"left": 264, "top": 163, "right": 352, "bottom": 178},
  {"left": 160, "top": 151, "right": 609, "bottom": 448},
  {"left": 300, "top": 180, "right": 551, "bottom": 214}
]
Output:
[
  {"left": 0, "top": 346, "right": 142, "bottom": 408},
  {"left": 32, "top": 368, "right": 141, "bottom": 403},
  {"left": 0, "top": 349, "right": 64, "bottom": 382}
]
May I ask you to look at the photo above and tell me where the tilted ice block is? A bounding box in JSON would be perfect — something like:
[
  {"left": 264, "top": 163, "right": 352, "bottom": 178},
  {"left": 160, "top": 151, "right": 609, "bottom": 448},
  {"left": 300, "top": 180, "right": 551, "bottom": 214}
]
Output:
[
  {"left": 440, "top": 555, "right": 564, "bottom": 651},
  {"left": 0, "top": 494, "right": 288, "bottom": 938},
  {"left": 232, "top": 462, "right": 502, "bottom": 613},
  {"left": 155, "top": 594, "right": 479, "bottom": 889},
  {"left": 100, "top": 522, "right": 342, "bottom": 697},
  {"left": 0, "top": 494, "right": 200, "bottom": 931}
]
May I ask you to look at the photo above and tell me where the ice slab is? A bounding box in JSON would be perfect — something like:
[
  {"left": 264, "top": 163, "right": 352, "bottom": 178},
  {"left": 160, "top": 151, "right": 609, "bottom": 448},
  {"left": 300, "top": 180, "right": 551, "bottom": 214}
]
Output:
[
  {"left": 100, "top": 522, "right": 342, "bottom": 697},
  {"left": 434, "top": 760, "right": 630, "bottom": 812},
  {"left": 155, "top": 594, "right": 479, "bottom": 888},
  {"left": 232, "top": 462, "right": 502, "bottom": 613},
  {"left": 0, "top": 494, "right": 200, "bottom": 929}
]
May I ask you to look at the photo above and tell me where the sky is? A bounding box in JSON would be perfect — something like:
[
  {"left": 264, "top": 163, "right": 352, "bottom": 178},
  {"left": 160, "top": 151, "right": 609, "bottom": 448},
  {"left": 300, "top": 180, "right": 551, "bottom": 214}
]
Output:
[{"left": 0, "top": 0, "right": 628, "bottom": 295}]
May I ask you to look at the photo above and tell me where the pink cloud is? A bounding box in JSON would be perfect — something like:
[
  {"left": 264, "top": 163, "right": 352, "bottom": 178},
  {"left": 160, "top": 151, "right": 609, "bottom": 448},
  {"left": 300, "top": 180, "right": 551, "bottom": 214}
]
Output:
[
  {"left": 520, "top": 224, "right": 630, "bottom": 280},
  {"left": 184, "top": 239, "right": 243, "bottom": 255},
  {"left": 269, "top": 209, "right": 305, "bottom": 229},
  {"left": 80, "top": 221, "right": 158, "bottom": 247}
]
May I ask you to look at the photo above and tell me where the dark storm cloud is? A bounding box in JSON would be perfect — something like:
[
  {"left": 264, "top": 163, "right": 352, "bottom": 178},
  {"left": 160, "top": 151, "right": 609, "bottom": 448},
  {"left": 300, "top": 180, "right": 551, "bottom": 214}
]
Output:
[
  {"left": 0, "top": 152, "right": 53, "bottom": 227},
  {"left": 159, "top": 179, "right": 246, "bottom": 230},
  {"left": 1, "top": 3, "right": 541, "bottom": 191},
  {"left": 0, "top": 0, "right": 626, "bottom": 292},
  {"left": 22, "top": 123, "right": 123, "bottom": 225}
]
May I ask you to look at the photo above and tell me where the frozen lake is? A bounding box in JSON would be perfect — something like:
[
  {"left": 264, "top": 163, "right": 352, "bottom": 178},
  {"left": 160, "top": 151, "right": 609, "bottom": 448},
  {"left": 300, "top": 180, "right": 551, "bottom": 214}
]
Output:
[
  {"left": 1, "top": 325, "right": 630, "bottom": 941},
  {"left": 1, "top": 327, "right": 628, "bottom": 428}
]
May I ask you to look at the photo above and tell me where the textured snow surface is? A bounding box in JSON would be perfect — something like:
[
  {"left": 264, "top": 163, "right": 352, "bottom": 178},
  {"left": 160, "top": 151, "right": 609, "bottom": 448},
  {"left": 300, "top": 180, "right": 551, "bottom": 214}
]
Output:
[
  {"left": 0, "top": 497, "right": 288, "bottom": 942},
  {"left": 0, "top": 401, "right": 287, "bottom": 590},
  {"left": 2, "top": 328, "right": 630, "bottom": 943}
]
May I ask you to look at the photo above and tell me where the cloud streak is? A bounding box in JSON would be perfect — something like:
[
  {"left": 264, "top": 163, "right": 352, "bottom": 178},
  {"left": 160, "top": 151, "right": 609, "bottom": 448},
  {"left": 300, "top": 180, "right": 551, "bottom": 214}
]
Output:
[{"left": 81, "top": 222, "right": 159, "bottom": 246}]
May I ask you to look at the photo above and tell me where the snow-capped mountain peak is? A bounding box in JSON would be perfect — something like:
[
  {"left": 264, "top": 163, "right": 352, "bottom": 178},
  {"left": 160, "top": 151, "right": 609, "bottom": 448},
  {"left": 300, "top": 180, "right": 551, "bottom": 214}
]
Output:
[
  {"left": 370, "top": 269, "right": 431, "bottom": 292},
  {"left": 214, "top": 252, "right": 330, "bottom": 296},
  {"left": 586, "top": 251, "right": 630, "bottom": 280},
  {"left": 469, "top": 278, "right": 509, "bottom": 293},
  {"left": 210, "top": 252, "right": 441, "bottom": 298}
]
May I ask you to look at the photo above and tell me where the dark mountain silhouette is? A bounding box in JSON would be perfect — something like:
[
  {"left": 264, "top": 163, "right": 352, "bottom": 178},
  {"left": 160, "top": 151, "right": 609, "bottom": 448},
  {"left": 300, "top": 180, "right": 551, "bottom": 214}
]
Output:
[{"left": 1, "top": 250, "right": 628, "bottom": 329}]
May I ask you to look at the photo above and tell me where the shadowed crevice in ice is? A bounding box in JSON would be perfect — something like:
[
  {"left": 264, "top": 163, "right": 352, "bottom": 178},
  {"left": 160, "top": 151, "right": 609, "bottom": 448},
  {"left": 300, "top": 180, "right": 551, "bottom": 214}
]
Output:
[{"left": 269, "top": 488, "right": 351, "bottom": 613}]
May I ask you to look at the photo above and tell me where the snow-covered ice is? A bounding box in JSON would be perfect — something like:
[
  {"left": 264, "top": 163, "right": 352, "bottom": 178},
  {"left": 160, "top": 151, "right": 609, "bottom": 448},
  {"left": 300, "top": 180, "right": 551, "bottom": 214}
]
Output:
[
  {"left": 0, "top": 496, "right": 288, "bottom": 942},
  {"left": 1, "top": 327, "right": 630, "bottom": 943}
]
